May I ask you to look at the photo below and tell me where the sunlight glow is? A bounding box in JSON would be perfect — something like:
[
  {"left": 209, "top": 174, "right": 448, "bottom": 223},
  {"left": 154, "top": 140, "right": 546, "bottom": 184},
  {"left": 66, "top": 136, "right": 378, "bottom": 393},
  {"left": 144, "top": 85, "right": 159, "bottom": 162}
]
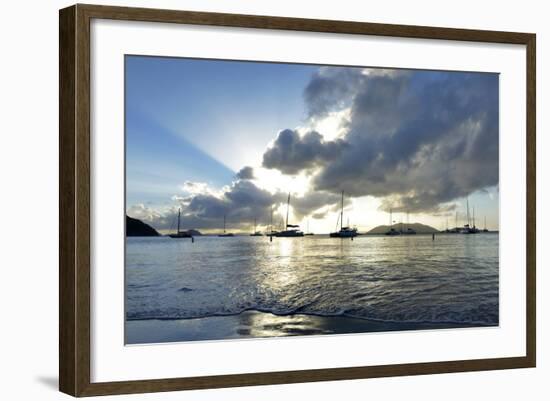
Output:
[
  {"left": 306, "top": 108, "right": 351, "bottom": 141},
  {"left": 252, "top": 168, "right": 311, "bottom": 197}
]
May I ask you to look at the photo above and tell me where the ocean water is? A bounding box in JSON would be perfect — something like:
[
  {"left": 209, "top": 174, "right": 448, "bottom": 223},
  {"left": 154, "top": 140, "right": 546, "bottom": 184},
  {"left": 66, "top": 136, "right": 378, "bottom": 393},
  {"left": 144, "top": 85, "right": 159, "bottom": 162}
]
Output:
[{"left": 126, "top": 233, "right": 499, "bottom": 327}]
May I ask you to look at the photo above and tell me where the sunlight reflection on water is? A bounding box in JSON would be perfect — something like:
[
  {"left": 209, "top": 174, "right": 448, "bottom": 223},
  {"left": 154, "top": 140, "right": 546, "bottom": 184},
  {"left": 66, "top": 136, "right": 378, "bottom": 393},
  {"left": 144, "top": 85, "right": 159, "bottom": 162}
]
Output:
[{"left": 126, "top": 234, "right": 499, "bottom": 325}]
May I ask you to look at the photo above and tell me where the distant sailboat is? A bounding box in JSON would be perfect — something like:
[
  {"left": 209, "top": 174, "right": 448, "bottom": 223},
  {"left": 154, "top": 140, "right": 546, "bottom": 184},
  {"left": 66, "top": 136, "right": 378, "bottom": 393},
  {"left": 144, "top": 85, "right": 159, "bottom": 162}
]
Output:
[
  {"left": 448, "top": 211, "right": 460, "bottom": 233},
  {"left": 268, "top": 205, "right": 278, "bottom": 236},
  {"left": 403, "top": 210, "right": 416, "bottom": 235},
  {"left": 443, "top": 217, "right": 450, "bottom": 233},
  {"left": 218, "top": 215, "right": 234, "bottom": 237},
  {"left": 304, "top": 219, "right": 314, "bottom": 236},
  {"left": 274, "top": 193, "right": 304, "bottom": 237},
  {"left": 460, "top": 198, "right": 479, "bottom": 234},
  {"left": 250, "top": 217, "right": 263, "bottom": 236},
  {"left": 330, "top": 191, "right": 357, "bottom": 238},
  {"left": 168, "top": 208, "right": 193, "bottom": 238},
  {"left": 482, "top": 216, "right": 489, "bottom": 232},
  {"left": 385, "top": 208, "right": 400, "bottom": 236}
]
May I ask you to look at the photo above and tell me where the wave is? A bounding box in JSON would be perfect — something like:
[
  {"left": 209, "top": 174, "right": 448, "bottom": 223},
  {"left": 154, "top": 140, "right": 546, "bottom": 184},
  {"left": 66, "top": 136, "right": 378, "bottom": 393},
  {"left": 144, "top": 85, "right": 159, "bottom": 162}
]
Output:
[{"left": 126, "top": 306, "right": 498, "bottom": 327}]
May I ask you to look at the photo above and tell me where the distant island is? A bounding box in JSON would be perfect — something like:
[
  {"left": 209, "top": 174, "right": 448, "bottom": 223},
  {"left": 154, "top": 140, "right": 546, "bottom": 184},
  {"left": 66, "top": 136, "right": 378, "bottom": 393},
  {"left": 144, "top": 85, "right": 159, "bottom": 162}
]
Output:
[
  {"left": 126, "top": 215, "right": 159, "bottom": 237},
  {"left": 367, "top": 223, "right": 438, "bottom": 235}
]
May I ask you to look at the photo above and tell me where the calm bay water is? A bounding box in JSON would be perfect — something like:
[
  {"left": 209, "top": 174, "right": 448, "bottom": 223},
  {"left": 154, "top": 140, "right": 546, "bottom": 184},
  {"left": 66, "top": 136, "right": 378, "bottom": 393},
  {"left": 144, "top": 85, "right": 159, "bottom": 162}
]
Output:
[{"left": 126, "top": 234, "right": 499, "bottom": 327}]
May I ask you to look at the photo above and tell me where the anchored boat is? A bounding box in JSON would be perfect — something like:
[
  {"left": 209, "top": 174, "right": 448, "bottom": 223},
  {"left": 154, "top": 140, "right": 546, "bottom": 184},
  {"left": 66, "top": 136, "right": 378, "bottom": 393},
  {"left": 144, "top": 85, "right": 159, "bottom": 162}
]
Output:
[
  {"left": 168, "top": 208, "right": 193, "bottom": 238},
  {"left": 250, "top": 217, "right": 263, "bottom": 236},
  {"left": 218, "top": 215, "right": 235, "bottom": 237},
  {"left": 330, "top": 191, "right": 358, "bottom": 238},
  {"left": 385, "top": 208, "right": 401, "bottom": 236},
  {"left": 403, "top": 211, "right": 416, "bottom": 234},
  {"left": 304, "top": 220, "right": 314, "bottom": 236},
  {"left": 460, "top": 198, "right": 479, "bottom": 234},
  {"left": 274, "top": 193, "right": 304, "bottom": 237}
]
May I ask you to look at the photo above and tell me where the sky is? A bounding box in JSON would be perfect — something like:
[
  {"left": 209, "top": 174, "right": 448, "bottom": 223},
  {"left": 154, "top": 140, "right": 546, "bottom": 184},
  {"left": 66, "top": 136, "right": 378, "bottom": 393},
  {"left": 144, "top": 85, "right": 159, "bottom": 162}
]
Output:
[{"left": 125, "top": 55, "right": 499, "bottom": 234}]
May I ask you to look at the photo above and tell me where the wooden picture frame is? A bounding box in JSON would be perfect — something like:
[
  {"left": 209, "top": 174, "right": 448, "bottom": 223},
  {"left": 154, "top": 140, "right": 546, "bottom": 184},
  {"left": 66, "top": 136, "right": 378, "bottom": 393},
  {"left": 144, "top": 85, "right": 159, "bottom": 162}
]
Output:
[{"left": 59, "top": 3, "right": 536, "bottom": 397}]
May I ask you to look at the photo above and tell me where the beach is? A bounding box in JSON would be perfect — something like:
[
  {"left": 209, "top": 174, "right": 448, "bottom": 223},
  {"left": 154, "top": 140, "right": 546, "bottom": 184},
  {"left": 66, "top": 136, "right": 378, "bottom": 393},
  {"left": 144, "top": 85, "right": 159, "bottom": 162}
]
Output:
[{"left": 126, "top": 310, "right": 486, "bottom": 344}]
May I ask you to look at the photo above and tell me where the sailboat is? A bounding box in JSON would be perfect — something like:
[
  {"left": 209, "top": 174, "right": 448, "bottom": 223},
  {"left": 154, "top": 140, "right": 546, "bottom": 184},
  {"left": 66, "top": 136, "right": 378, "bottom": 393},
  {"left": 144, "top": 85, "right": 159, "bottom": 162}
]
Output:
[
  {"left": 250, "top": 217, "right": 263, "bottom": 236},
  {"left": 304, "top": 219, "right": 314, "bottom": 236},
  {"left": 330, "top": 191, "right": 358, "bottom": 238},
  {"left": 385, "top": 208, "right": 400, "bottom": 236},
  {"left": 168, "top": 208, "right": 193, "bottom": 238},
  {"left": 460, "top": 198, "right": 479, "bottom": 234},
  {"left": 403, "top": 210, "right": 416, "bottom": 235},
  {"left": 482, "top": 216, "right": 489, "bottom": 233},
  {"left": 274, "top": 193, "right": 304, "bottom": 237},
  {"left": 449, "top": 211, "right": 460, "bottom": 233},
  {"left": 218, "top": 215, "right": 234, "bottom": 237},
  {"left": 443, "top": 217, "right": 451, "bottom": 233},
  {"left": 267, "top": 205, "right": 278, "bottom": 236}
]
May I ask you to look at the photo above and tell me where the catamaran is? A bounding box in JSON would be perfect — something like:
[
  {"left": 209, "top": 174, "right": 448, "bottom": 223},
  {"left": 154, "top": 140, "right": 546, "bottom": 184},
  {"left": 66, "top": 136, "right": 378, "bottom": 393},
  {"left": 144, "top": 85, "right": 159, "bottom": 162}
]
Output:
[
  {"left": 274, "top": 193, "right": 304, "bottom": 237},
  {"left": 250, "top": 217, "right": 263, "bottom": 236},
  {"left": 218, "top": 215, "right": 235, "bottom": 237},
  {"left": 168, "top": 208, "right": 193, "bottom": 238},
  {"left": 460, "top": 198, "right": 479, "bottom": 234},
  {"left": 330, "top": 191, "right": 358, "bottom": 238}
]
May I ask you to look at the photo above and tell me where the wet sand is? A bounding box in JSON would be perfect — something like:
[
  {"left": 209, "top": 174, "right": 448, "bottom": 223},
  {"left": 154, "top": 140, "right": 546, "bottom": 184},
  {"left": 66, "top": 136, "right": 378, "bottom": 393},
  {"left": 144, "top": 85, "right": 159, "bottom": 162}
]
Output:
[{"left": 126, "top": 310, "right": 490, "bottom": 344}]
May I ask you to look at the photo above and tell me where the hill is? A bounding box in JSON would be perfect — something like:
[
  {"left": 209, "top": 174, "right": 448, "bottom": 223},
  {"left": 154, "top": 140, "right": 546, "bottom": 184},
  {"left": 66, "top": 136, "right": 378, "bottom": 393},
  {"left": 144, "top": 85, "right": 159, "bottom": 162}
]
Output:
[
  {"left": 126, "top": 215, "right": 160, "bottom": 237},
  {"left": 367, "top": 223, "right": 439, "bottom": 235}
]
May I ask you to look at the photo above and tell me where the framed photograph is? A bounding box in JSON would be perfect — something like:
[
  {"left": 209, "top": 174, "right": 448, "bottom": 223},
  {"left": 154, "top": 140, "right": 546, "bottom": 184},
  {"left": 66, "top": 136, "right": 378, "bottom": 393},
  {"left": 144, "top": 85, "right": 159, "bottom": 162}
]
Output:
[{"left": 59, "top": 4, "right": 536, "bottom": 397}]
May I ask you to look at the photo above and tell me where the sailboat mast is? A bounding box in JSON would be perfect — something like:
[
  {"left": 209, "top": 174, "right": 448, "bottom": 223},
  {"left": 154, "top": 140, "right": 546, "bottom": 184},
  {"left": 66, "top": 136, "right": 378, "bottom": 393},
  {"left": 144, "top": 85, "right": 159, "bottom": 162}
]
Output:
[
  {"left": 473, "top": 207, "right": 476, "bottom": 228},
  {"left": 270, "top": 205, "right": 273, "bottom": 234},
  {"left": 466, "top": 198, "right": 470, "bottom": 226},
  {"left": 390, "top": 208, "right": 393, "bottom": 228},
  {"left": 177, "top": 208, "right": 181, "bottom": 233},
  {"left": 340, "top": 190, "right": 344, "bottom": 231},
  {"left": 286, "top": 193, "right": 290, "bottom": 228},
  {"left": 223, "top": 214, "right": 226, "bottom": 234}
]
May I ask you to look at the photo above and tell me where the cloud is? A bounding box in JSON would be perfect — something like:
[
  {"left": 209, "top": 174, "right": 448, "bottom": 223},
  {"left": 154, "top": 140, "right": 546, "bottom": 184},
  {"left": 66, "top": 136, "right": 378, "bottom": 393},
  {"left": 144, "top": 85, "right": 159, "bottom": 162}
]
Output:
[
  {"left": 128, "top": 178, "right": 346, "bottom": 231},
  {"left": 289, "top": 191, "right": 343, "bottom": 219},
  {"left": 181, "top": 181, "right": 224, "bottom": 197},
  {"left": 129, "top": 66, "right": 499, "bottom": 229},
  {"left": 262, "top": 129, "right": 348, "bottom": 175},
  {"left": 262, "top": 67, "right": 499, "bottom": 212},
  {"left": 127, "top": 204, "right": 173, "bottom": 228},
  {"left": 235, "top": 166, "right": 255, "bottom": 180},
  {"left": 303, "top": 67, "right": 363, "bottom": 118},
  {"left": 173, "top": 180, "right": 286, "bottom": 230}
]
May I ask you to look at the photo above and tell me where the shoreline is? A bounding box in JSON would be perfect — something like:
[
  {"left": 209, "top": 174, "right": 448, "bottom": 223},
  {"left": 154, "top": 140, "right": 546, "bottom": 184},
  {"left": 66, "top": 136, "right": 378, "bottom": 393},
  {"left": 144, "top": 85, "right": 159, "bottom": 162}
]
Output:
[{"left": 126, "top": 310, "right": 494, "bottom": 344}]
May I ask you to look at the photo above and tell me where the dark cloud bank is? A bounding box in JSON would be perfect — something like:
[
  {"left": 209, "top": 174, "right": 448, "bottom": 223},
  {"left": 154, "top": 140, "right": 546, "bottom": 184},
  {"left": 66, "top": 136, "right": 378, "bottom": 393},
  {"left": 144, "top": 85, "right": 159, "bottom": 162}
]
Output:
[{"left": 262, "top": 67, "right": 499, "bottom": 213}]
